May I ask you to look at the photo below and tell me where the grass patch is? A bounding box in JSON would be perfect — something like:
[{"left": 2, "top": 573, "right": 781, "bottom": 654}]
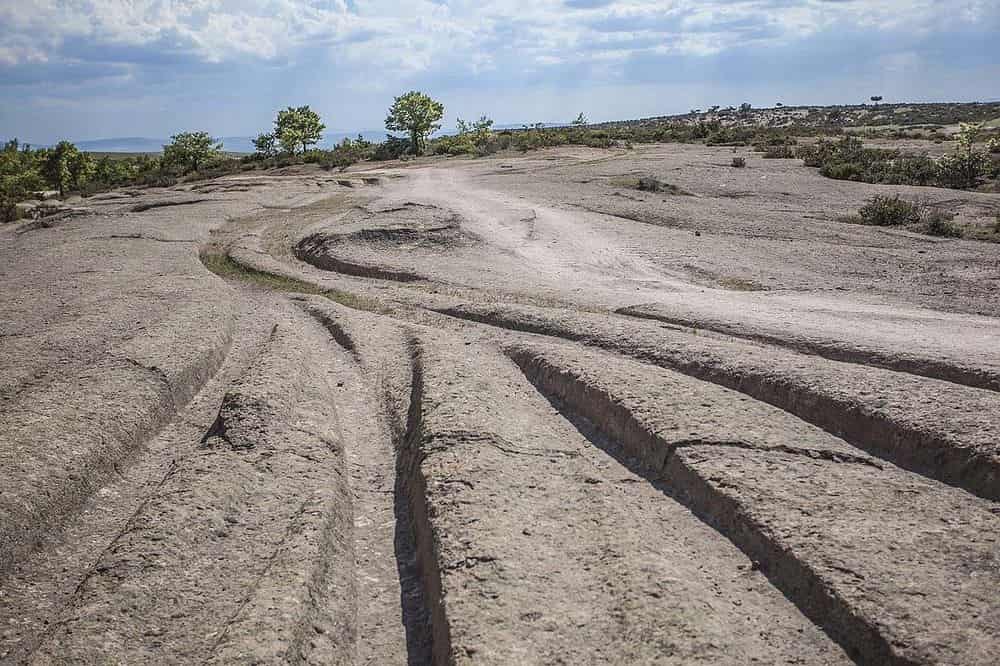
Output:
[
  {"left": 199, "top": 249, "right": 386, "bottom": 313},
  {"left": 718, "top": 276, "right": 766, "bottom": 291}
]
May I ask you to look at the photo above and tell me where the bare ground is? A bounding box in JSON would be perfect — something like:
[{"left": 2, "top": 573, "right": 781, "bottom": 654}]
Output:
[{"left": 1, "top": 144, "right": 998, "bottom": 665}]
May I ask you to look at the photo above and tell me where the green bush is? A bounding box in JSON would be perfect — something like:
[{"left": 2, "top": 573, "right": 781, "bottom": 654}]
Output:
[
  {"left": 371, "top": 136, "right": 411, "bottom": 161},
  {"left": 871, "top": 155, "right": 938, "bottom": 186},
  {"left": 802, "top": 131, "right": 987, "bottom": 190},
  {"left": 935, "top": 151, "right": 986, "bottom": 189},
  {"left": 820, "top": 162, "right": 863, "bottom": 180},
  {"left": 762, "top": 145, "right": 795, "bottom": 159},
  {"left": 731, "top": 156, "right": 746, "bottom": 168},
  {"left": 924, "top": 210, "right": 963, "bottom": 238},
  {"left": 858, "top": 195, "right": 920, "bottom": 226}
]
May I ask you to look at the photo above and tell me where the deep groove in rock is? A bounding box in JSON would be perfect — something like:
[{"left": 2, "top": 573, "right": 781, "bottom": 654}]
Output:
[
  {"left": 302, "top": 306, "right": 360, "bottom": 360},
  {"left": 294, "top": 235, "right": 426, "bottom": 282},
  {"left": 438, "top": 307, "right": 1000, "bottom": 502},
  {"left": 509, "top": 348, "right": 915, "bottom": 666},
  {"left": 616, "top": 306, "right": 1000, "bottom": 393},
  {"left": 385, "top": 337, "right": 448, "bottom": 665},
  {"left": 131, "top": 198, "right": 211, "bottom": 213}
]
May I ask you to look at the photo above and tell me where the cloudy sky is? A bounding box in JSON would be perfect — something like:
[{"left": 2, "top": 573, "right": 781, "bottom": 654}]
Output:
[{"left": 2, "top": 1, "right": 998, "bottom": 143}]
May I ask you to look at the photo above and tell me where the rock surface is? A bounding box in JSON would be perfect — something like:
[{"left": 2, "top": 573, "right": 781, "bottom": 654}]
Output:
[{"left": 1, "top": 147, "right": 998, "bottom": 664}]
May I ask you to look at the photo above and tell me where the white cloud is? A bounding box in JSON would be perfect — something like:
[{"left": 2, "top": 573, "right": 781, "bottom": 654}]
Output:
[{"left": 0, "top": 0, "right": 995, "bottom": 78}]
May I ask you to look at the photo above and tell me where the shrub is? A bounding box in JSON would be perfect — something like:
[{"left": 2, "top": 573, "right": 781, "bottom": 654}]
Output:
[
  {"left": 858, "top": 195, "right": 920, "bottom": 226},
  {"left": 371, "top": 136, "right": 412, "bottom": 161},
  {"left": 923, "top": 210, "right": 963, "bottom": 238},
  {"left": 252, "top": 133, "right": 278, "bottom": 158},
  {"left": 637, "top": 176, "right": 662, "bottom": 191},
  {"left": 802, "top": 132, "right": 985, "bottom": 189},
  {"left": 430, "top": 134, "right": 475, "bottom": 156},
  {"left": 731, "top": 156, "right": 746, "bottom": 168},
  {"left": 762, "top": 145, "right": 795, "bottom": 159},
  {"left": 872, "top": 155, "right": 937, "bottom": 186},
  {"left": 936, "top": 151, "right": 986, "bottom": 189}
]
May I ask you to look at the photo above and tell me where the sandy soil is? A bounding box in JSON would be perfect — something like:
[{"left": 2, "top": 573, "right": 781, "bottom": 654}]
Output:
[{"left": 1, "top": 144, "right": 998, "bottom": 665}]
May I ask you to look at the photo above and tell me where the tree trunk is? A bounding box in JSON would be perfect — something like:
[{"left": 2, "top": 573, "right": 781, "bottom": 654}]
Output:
[{"left": 411, "top": 130, "right": 421, "bottom": 156}]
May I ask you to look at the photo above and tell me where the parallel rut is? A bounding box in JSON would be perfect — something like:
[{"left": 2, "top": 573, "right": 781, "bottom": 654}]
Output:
[{"left": 3, "top": 232, "right": 999, "bottom": 664}]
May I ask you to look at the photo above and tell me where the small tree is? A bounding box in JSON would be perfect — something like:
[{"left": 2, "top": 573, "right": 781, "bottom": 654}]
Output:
[
  {"left": 163, "top": 132, "right": 222, "bottom": 174},
  {"left": 43, "top": 141, "right": 80, "bottom": 196},
  {"left": 936, "top": 122, "right": 987, "bottom": 189},
  {"left": 870, "top": 95, "right": 883, "bottom": 105},
  {"left": 462, "top": 115, "right": 494, "bottom": 153},
  {"left": 385, "top": 91, "right": 444, "bottom": 156},
  {"left": 67, "top": 151, "right": 95, "bottom": 191},
  {"left": 1, "top": 139, "right": 46, "bottom": 221},
  {"left": 252, "top": 132, "right": 278, "bottom": 158},
  {"left": 572, "top": 112, "right": 588, "bottom": 126},
  {"left": 274, "top": 106, "right": 325, "bottom": 154},
  {"left": 738, "top": 102, "right": 752, "bottom": 116}
]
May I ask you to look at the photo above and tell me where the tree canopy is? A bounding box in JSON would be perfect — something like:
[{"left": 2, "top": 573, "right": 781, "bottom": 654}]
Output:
[
  {"left": 385, "top": 91, "right": 444, "bottom": 156},
  {"left": 274, "top": 106, "right": 325, "bottom": 154},
  {"left": 162, "top": 132, "right": 222, "bottom": 174},
  {"left": 252, "top": 132, "right": 278, "bottom": 158}
]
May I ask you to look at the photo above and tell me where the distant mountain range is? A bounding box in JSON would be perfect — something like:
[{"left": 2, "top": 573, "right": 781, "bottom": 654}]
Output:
[
  {"left": 9, "top": 123, "right": 566, "bottom": 154},
  {"left": 63, "top": 131, "right": 390, "bottom": 154}
]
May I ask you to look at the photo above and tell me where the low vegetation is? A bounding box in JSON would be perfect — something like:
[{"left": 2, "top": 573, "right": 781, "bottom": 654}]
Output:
[
  {"left": 847, "top": 194, "right": 965, "bottom": 238},
  {"left": 4, "top": 99, "right": 999, "bottom": 226},
  {"left": 799, "top": 123, "right": 992, "bottom": 190},
  {"left": 609, "top": 175, "right": 690, "bottom": 195},
  {"left": 199, "top": 249, "right": 384, "bottom": 312},
  {"left": 857, "top": 195, "right": 921, "bottom": 226}
]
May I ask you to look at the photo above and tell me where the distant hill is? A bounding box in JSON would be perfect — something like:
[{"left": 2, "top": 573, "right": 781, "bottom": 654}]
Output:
[
  {"left": 10, "top": 131, "right": 394, "bottom": 154},
  {"left": 21, "top": 102, "right": 997, "bottom": 154},
  {"left": 75, "top": 137, "right": 166, "bottom": 153}
]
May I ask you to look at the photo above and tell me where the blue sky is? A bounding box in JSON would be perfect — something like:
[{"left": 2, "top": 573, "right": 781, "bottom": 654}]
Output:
[{"left": 2, "top": 1, "right": 998, "bottom": 144}]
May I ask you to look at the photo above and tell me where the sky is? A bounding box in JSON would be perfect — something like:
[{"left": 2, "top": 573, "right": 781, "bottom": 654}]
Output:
[{"left": 1, "top": 1, "right": 999, "bottom": 144}]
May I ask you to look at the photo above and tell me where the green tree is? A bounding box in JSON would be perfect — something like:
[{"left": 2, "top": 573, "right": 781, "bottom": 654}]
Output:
[
  {"left": 274, "top": 106, "right": 325, "bottom": 154},
  {"left": 936, "top": 122, "right": 987, "bottom": 189},
  {"left": 67, "top": 151, "right": 95, "bottom": 191},
  {"left": 1, "top": 139, "right": 45, "bottom": 222},
  {"left": 572, "top": 112, "right": 588, "bottom": 126},
  {"left": 42, "top": 141, "right": 82, "bottom": 196},
  {"left": 385, "top": 91, "right": 444, "bottom": 156},
  {"left": 252, "top": 132, "right": 278, "bottom": 158},
  {"left": 163, "top": 132, "right": 222, "bottom": 174},
  {"left": 470, "top": 115, "right": 494, "bottom": 152},
  {"left": 94, "top": 155, "right": 137, "bottom": 185}
]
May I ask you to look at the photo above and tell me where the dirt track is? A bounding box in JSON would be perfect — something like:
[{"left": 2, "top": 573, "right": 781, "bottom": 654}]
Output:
[{"left": 1, "top": 144, "right": 999, "bottom": 664}]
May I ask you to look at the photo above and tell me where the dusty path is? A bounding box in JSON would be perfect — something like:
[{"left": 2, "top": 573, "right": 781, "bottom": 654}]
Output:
[{"left": 1, "top": 147, "right": 999, "bottom": 664}]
